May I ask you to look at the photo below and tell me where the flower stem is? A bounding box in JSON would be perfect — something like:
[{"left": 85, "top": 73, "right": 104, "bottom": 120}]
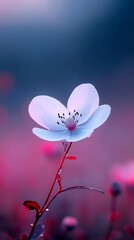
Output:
[
  {"left": 27, "top": 142, "right": 72, "bottom": 240},
  {"left": 105, "top": 195, "right": 117, "bottom": 240},
  {"left": 28, "top": 215, "right": 40, "bottom": 240},
  {"left": 40, "top": 142, "right": 72, "bottom": 214}
]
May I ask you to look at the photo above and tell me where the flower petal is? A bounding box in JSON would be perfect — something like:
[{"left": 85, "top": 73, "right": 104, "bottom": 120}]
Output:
[
  {"left": 79, "top": 105, "right": 111, "bottom": 130},
  {"left": 32, "top": 127, "right": 70, "bottom": 141},
  {"left": 29, "top": 96, "right": 68, "bottom": 131},
  {"left": 67, "top": 83, "right": 99, "bottom": 125},
  {"left": 66, "top": 128, "right": 93, "bottom": 142}
]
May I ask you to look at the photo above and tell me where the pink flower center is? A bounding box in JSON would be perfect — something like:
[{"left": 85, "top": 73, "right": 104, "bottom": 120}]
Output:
[
  {"left": 65, "top": 117, "right": 76, "bottom": 130},
  {"left": 57, "top": 110, "right": 82, "bottom": 131}
]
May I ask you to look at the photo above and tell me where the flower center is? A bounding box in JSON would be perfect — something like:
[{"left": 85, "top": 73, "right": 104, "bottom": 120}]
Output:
[
  {"left": 57, "top": 110, "right": 82, "bottom": 131},
  {"left": 65, "top": 117, "right": 76, "bottom": 130}
]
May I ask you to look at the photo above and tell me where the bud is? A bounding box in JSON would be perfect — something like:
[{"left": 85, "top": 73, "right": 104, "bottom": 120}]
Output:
[
  {"left": 61, "top": 216, "right": 78, "bottom": 231},
  {"left": 110, "top": 182, "right": 121, "bottom": 196}
]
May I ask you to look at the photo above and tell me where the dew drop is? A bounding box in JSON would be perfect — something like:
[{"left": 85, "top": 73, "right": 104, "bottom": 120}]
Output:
[{"left": 46, "top": 208, "right": 49, "bottom": 211}]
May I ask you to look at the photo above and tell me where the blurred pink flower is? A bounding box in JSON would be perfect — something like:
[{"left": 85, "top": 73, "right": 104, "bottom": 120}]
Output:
[
  {"left": 29, "top": 83, "right": 111, "bottom": 142},
  {"left": 61, "top": 216, "right": 78, "bottom": 231},
  {"left": 41, "top": 142, "right": 62, "bottom": 160},
  {"left": 112, "top": 161, "right": 134, "bottom": 191}
]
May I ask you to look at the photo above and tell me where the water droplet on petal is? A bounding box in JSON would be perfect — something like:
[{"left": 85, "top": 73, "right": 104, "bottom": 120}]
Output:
[{"left": 46, "top": 208, "right": 49, "bottom": 211}]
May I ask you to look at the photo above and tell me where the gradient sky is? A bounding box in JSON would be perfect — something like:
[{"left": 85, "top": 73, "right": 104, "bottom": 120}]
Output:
[{"left": 0, "top": 0, "right": 134, "bottom": 113}]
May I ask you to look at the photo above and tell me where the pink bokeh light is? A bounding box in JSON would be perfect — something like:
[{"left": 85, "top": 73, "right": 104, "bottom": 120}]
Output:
[{"left": 0, "top": 73, "right": 14, "bottom": 94}]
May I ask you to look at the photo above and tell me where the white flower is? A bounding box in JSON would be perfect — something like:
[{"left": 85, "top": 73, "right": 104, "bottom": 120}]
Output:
[{"left": 28, "top": 83, "right": 111, "bottom": 142}]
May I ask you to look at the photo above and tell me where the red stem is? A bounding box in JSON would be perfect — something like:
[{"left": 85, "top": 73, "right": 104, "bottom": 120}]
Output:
[
  {"left": 40, "top": 142, "right": 72, "bottom": 214},
  {"left": 27, "top": 142, "right": 72, "bottom": 240},
  {"left": 105, "top": 196, "right": 117, "bottom": 240}
]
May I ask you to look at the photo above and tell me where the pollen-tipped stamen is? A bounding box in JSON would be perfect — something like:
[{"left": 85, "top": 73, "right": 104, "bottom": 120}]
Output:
[{"left": 57, "top": 111, "right": 82, "bottom": 130}]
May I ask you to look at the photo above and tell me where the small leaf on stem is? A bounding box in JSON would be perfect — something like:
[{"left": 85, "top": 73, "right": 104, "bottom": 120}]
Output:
[
  {"left": 23, "top": 200, "right": 40, "bottom": 212},
  {"left": 66, "top": 156, "right": 76, "bottom": 160}
]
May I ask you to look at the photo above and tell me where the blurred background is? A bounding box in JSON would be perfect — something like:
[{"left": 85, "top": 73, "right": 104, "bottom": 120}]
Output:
[{"left": 0, "top": 0, "right": 134, "bottom": 239}]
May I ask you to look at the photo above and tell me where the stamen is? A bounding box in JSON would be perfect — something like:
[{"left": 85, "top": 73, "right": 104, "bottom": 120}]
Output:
[{"left": 56, "top": 110, "right": 83, "bottom": 130}]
